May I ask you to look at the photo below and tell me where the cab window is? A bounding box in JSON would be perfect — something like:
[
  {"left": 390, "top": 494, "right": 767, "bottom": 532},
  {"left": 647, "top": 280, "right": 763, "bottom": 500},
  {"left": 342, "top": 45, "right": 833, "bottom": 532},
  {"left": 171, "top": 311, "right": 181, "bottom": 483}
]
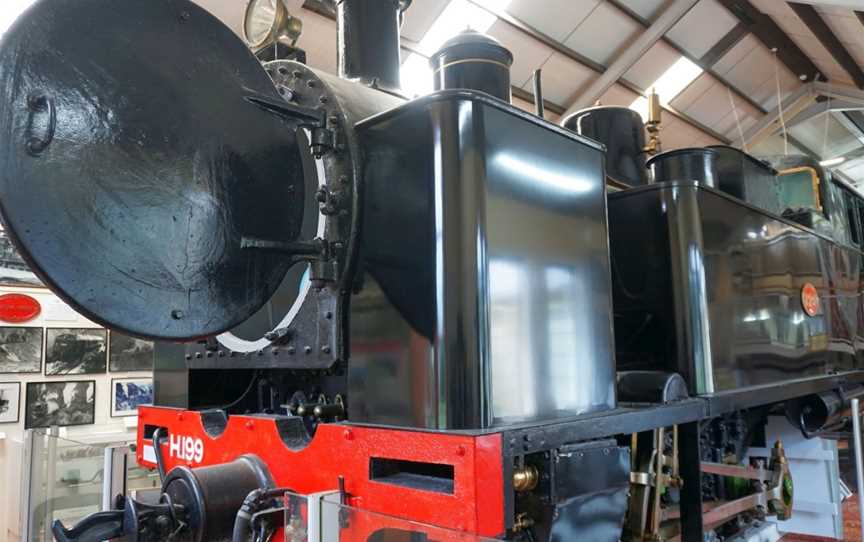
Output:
[
  {"left": 842, "top": 187, "right": 861, "bottom": 247},
  {"left": 777, "top": 167, "right": 822, "bottom": 213}
]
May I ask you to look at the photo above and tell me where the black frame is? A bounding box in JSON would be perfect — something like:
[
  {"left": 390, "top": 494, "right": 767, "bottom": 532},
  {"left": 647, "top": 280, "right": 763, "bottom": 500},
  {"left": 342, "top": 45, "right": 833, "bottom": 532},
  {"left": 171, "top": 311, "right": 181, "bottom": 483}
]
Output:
[
  {"left": 24, "top": 380, "right": 96, "bottom": 429},
  {"left": 0, "top": 326, "right": 43, "bottom": 374},
  {"left": 110, "top": 377, "right": 153, "bottom": 417},
  {"left": 108, "top": 331, "right": 154, "bottom": 373},
  {"left": 44, "top": 328, "right": 107, "bottom": 376},
  {"left": 0, "top": 381, "right": 21, "bottom": 423},
  {"left": 0, "top": 227, "right": 45, "bottom": 288}
]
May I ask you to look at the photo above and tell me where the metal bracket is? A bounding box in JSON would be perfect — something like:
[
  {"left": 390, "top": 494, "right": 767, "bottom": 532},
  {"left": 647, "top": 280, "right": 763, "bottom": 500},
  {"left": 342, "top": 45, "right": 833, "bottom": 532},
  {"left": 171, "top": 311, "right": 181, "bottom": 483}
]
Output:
[
  {"left": 244, "top": 89, "right": 326, "bottom": 128},
  {"left": 241, "top": 236, "right": 329, "bottom": 259}
]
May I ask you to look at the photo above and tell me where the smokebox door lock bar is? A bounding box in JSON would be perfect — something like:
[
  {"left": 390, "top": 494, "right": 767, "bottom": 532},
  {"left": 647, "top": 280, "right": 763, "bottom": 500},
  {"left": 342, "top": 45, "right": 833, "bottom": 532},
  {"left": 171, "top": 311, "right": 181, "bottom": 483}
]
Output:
[
  {"left": 244, "top": 89, "right": 326, "bottom": 128},
  {"left": 241, "top": 236, "right": 332, "bottom": 265}
]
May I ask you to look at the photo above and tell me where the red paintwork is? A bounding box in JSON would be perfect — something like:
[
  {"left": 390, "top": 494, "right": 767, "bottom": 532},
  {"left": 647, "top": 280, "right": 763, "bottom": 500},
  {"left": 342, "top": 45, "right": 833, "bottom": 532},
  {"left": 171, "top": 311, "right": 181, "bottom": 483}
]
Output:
[
  {"left": 136, "top": 406, "right": 506, "bottom": 539},
  {"left": 0, "top": 293, "right": 40, "bottom": 322}
]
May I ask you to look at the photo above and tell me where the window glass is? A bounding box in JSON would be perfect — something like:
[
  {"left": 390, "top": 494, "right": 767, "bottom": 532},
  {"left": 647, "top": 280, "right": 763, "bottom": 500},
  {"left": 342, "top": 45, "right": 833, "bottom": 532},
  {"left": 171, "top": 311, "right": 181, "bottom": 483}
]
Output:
[
  {"left": 845, "top": 189, "right": 861, "bottom": 246},
  {"left": 857, "top": 200, "right": 864, "bottom": 247},
  {"left": 777, "top": 167, "right": 821, "bottom": 213}
]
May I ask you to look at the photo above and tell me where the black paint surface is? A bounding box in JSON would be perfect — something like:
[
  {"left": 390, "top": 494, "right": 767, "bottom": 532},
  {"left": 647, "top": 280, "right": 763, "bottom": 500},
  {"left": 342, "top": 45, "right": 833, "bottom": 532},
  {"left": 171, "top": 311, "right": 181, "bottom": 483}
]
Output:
[{"left": 0, "top": 0, "right": 305, "bottom": 340}]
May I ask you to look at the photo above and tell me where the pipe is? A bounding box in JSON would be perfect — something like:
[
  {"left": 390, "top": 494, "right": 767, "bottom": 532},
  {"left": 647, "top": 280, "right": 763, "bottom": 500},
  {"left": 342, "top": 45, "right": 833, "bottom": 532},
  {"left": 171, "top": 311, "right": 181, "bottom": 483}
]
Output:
[
  {"left": 533, "top": 69, "right": 544, "bottom": 118},
  {"left": 232, "top": 487, "right": 293, "bottom": 542},
  {"left": 336, "top": 0, "right": 404, "bottom": 90},
  {"left": 786, "top": 385, "right": 864, "bottom": 438},
  {"left": 151, "top": 427, "right": 168, "bottom": 482}
]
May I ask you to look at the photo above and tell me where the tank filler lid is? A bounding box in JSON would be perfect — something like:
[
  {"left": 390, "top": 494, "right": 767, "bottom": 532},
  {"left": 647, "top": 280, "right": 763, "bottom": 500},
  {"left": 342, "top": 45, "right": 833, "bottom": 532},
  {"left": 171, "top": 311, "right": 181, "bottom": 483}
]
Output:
[
  {"left": 0, "top": 0, "right": 311, "bottom": 340},
  {"left": 429, "top": 29, "right": 514, "bottom": 67}
]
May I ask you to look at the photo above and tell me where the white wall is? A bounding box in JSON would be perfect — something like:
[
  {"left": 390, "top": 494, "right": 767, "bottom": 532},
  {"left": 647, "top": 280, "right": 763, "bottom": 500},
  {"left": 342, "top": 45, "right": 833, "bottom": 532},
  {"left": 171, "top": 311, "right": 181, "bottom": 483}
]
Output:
[{"left": 0, "top": 286, "right": 153, "bottom": 541}]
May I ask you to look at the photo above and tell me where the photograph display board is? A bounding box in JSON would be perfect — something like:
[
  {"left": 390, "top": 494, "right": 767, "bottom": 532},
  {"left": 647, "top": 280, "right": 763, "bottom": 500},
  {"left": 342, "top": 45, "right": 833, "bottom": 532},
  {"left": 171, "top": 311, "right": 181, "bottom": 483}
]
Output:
[
  {"left": 0, "top": 327, "right": 42, "bottom": 373},
  {"left": 0, "top": 381, "right": 20, "bottom": 423},
  {"left": 45, "top": 329, "right": 107, "bottom": 375},
  {"left": 111, "top": 378, "right": 153, "bottom": 417},
  {"left": 25, "top": 380, "right": 96, "bottom": 428}
]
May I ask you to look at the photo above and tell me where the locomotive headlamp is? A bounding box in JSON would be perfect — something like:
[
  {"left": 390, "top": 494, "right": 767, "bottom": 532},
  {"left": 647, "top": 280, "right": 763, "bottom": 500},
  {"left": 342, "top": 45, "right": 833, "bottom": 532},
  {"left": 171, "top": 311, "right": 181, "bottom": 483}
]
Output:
[{"left": 243, "top": 0, "right": 302, "bottom": 52}]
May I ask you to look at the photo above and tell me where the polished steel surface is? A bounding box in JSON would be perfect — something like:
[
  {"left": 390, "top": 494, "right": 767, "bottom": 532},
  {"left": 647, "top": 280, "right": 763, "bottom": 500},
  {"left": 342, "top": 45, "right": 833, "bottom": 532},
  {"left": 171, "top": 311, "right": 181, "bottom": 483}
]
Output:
[
  {"left": 610, "top": 181, "right": 858, "bottom": 394},
  {"left": 352, "top": 91, "right": 615, "bottom": 429}
]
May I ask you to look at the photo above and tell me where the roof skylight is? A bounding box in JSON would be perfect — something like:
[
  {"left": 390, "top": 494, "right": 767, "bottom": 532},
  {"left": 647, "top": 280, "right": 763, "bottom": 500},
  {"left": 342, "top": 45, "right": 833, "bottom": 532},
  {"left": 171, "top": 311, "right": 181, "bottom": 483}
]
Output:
[
  {"left": 0, "top": 0, "right": 35, "bottom": 36},
  {"left": 630, "top": 56, "right": 703, "bottom": 121}
]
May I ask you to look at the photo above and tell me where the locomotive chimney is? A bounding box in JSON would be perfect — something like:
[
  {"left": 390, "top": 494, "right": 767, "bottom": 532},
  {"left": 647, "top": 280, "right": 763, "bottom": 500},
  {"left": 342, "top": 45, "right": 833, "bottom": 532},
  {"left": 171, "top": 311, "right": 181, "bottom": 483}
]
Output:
[{"left": 336, "top": 0, "right": 406, "bottom": 91}]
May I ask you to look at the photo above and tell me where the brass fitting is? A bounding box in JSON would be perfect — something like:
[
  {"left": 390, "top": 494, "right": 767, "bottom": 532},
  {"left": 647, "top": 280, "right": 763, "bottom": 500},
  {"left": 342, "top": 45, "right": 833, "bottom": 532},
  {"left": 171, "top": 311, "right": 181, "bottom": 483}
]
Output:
[
  {"left": 643, "top": 90, "right": 662, "bottom": 155},
  {"left": 513, "top": 465, "right": 539, "bottom": 492},
  {"left": 769, "top": 440, "right": 794, "bottom": 521}
]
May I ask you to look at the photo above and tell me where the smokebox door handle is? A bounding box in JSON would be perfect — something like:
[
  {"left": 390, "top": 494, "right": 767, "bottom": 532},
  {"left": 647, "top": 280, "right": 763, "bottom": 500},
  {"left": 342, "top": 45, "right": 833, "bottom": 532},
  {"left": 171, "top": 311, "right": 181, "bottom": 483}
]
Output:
[{"left": 26, "top": 93, "right": 56, "bottom": 156}]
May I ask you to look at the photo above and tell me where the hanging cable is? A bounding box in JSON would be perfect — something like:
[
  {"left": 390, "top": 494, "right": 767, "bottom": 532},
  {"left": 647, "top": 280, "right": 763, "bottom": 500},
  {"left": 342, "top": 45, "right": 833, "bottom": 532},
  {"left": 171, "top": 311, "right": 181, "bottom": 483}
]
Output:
[
  {"left": 727, "top": 85, "right": 747, "bottom": 153},
  {"left": 214, "top": 370, "right": 262, "bottom": 411},
  {"left": 822, "top": 79, "right": 832, "bottom": 160},
  {"left": 773, "top": 49, "right": 789, "bottom": 155}
]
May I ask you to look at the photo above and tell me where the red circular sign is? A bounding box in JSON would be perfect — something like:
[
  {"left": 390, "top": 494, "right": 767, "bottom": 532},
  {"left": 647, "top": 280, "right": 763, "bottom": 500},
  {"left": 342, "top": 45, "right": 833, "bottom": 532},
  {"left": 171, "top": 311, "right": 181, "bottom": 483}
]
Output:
[
  {"left": 801, "top": 283, "right": 820, "bottom": 317},
  {"left": 0, "top": 293, "right": 41, "bottom": 323}
]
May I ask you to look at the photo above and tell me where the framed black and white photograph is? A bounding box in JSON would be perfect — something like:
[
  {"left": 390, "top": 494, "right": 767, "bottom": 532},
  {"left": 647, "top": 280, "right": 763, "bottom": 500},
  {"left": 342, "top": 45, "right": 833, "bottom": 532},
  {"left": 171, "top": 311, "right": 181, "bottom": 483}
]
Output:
[
  {"left": 45, "top": 328, "right": 107, "bottom": 375},
  {"left": 111, "top": 378, "right": 153, "bottom": 417},
  {"left": 0, "top": 382, "right": 20, "bottom": 423},
  {"left": 25, "top": 381, "right": 95, "bottom": 429},
  {"left": 0, "top": 226, "right": 43, "bottom": 288},
  {"left": 109, "top": 332, "right": 154, "bottom": 372},
  {"left": 0, "top": 326, "right": 42, "bottom": 373}
]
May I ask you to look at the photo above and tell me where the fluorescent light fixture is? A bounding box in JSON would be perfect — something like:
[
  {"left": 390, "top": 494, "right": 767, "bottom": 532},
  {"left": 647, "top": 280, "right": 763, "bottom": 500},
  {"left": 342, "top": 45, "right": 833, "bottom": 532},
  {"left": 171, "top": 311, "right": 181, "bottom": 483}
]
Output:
[
  {"left": 400, "top": 0, "right": 511, "bottom": 97},
  {"left": 0, "top": 0, "right": 35, "bottom": 36},
  {"left": 629, "top": 56, "right": 703, "bottom": 120},
  {"left": 652, "top": 57, "right": 703, "bottom": 102},
  {"left": 819, "top": 156, "right": 846, "bottom": 167}
]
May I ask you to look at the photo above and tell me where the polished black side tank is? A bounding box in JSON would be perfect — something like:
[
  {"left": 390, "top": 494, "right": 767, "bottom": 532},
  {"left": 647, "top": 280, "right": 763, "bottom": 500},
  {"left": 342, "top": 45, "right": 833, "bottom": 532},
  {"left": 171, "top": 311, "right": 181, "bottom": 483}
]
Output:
[
  {"left": 609, "top": 182, "right": 858, "bottom": 394},
  {"left": 708, "top": 145, "right": 781, "bottom": 215},
  {"left": 350, "top": 91, "right": 615, "bottom": 429},
  {"left": 562, "top": 106, "right": 648, "bottom": 187}
]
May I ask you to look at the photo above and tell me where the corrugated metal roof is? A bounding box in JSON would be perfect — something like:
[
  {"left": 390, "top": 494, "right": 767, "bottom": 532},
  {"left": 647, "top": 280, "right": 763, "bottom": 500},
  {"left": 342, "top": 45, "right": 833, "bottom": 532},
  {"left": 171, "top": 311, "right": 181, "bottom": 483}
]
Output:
[{"left": 190, "top": 0, "right": 864, "bottom": 186}]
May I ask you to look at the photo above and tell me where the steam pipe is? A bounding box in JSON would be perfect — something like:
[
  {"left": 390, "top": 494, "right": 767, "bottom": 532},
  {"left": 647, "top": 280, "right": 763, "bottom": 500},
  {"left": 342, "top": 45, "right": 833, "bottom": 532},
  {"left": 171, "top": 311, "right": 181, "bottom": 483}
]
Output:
[
  {"left": 336, "top": 0, "right": 406, "bottom": 90},
  {"left": 533, "top": 69, "right": 544, "bottom": 118}
]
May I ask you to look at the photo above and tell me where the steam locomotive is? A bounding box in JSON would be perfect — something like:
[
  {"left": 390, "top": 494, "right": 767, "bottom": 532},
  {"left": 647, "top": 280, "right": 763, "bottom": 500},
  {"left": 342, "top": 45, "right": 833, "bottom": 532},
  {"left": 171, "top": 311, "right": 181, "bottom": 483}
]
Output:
[{"left": 0, "top": 0, "right": 861, "bottom": 541}]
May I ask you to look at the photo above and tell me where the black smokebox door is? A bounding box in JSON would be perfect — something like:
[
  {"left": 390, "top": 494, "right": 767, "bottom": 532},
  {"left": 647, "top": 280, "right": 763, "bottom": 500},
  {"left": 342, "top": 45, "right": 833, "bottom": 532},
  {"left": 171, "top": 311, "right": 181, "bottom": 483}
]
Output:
[{"left": 0, "top": 0, "right": 307, "bottom": 340}]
